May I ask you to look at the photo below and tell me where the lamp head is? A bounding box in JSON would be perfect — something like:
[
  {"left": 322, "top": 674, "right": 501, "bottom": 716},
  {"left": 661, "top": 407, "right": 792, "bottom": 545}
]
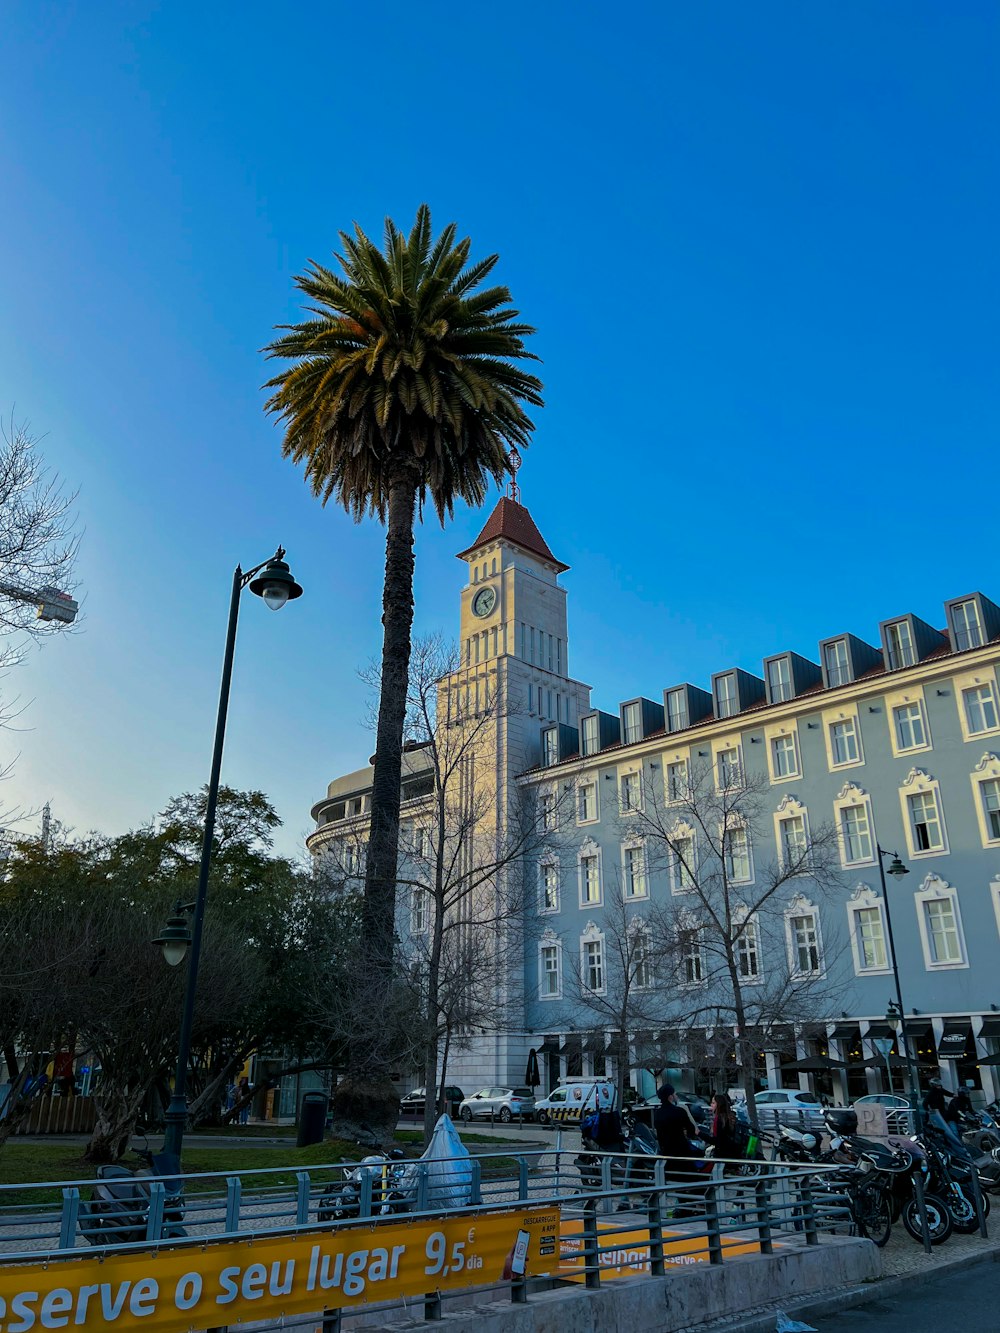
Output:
[
  {"left": 886, "top": 854, "right": 909, "bottom": 878},
  {"left": 248, "top": 548, "right": 303, "bottom": 611},
  {"left": 154, "top": 906, "right": 193, "bottom": 967}
]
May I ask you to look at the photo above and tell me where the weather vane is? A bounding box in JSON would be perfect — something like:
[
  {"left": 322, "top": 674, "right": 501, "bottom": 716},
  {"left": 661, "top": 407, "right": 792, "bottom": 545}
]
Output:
[{"left": 506, "top": 448, "right": 521, "bottom": 502}]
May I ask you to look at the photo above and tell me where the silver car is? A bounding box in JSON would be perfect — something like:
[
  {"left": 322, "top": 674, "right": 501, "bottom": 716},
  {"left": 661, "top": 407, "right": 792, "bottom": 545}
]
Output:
[
  {"left": 754, "top": 1089, "right": 826, "bottom": 1131},
  {"left": 458, "top": 1086, "right": 536, "bottom": 1123}
]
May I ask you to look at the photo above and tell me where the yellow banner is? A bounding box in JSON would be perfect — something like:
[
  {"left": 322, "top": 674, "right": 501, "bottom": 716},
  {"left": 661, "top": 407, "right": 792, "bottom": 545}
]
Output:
[
  {"left": 557, "top": 1220, "right": 764, "bottom": 1281},
  {"left": 0, "top": 1208, "right": 559, "bottom": 1332}
]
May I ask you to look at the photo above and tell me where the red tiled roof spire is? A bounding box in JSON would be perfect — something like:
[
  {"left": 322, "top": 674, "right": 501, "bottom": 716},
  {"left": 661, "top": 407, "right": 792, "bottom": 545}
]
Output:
[{"left": 458, "top": 451, "right": 569, "bottom": 571}]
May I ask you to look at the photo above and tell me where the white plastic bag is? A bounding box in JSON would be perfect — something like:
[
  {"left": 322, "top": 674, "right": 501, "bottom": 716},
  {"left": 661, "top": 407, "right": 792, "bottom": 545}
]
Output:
[
  {"left": 775, "top": 1313, "right": 817, "bottom": 1332},
  {"left": 414, "top": 1112, "right": 473, "bottom": 1210}
]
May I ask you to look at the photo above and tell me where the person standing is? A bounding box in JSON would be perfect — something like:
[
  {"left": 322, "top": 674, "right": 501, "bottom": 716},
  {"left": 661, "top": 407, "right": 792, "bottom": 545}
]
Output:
[
  {"left": 238, "top": 1076, "right": 251, "bottom": 1126},
  {"left": 706, "top": 1092, "right": 742, "bottom": 1162}
]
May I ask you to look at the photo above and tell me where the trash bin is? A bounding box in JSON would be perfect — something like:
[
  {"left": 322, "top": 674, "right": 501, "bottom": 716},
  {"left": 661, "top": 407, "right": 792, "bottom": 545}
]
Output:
[{"left": 297, "top": 1091, "right": 328, "bottom": 1147}]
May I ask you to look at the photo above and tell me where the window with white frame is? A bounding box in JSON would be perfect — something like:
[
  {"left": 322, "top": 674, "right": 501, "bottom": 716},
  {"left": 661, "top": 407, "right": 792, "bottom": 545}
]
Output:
[
  {"left": 962, "top": 683, "right": 999, "bottom": 736},
  {"left": 900, "top": 769, "right": 948, "bottom": 857},
  {"left": 735, "top": 914, "right": 761, "bottom": 979},
  {"left": 951, "top": 598, "right": 984, "bottom": 651},
  {"left": 893, "top": 701, "right": 928, "bottom": 752},
  {"left": 581, "top": 714, "right": 600, "bottom": 756},
  {"left": 723, "top": 824, "right": 752, "bottom": 883},
  {"left": 824, "top": 639, "right": 850, "bottom": 688},
  {"left": 667, "top": 759, "right": 689, "bottom": 803},
  {"left": 786, "top": 896, "right": 822, "bottom": 975},
  {"left": 539, "top": 937, "right": 561, "bottom": 997},
  {"left": 846, "top": 885, "right": 889, "bottom": 973},
  {"left": 717, "top": 746, "right": 742, "bottom": 790},
  {"left": 715, "top": 674, "right": 738, "bottom": 718},
  {"left": 623, "top": 843, "right": 647, "bottom": 898},
  {"left": 770, "top": 731, "right": 800, "bottom": 780},
  {"left": 540, "top": 860, "right": 560, "bottom": 913},
  {"left": 669, "top": 828, "right": 697, "bottom": 894},
  {"left": 886, "top": 620, "right": 916, "bottom": 670},
  {"left": 411, "top": 887, "right": 427, "bottom": 934},
  {"left": 413, "top": 826, "right": 431, "bottom": 859},
  {"left": 779, "top": 813, "right": 808, "bottom": 871},
  {"left": 836, "top": 784, "right": 875, "bottom": 865},
  {"left": 578, "top": 781, "right": 598, "bottom": 823},
  {"left": 579, "top": 848, "right": 602, "bottom": 906},
  {"left": 680, "top": 927, "right": 705, "bottom": 984},
  {"left": 971, "top": 754, "right": 1000, "bottom": 847},
  {"left": 830, "top": 717, "right": 861, "bottom": 766},
  {"left": 540, "top": 790, "right": 557, "bottom": 832},
  {"left": 622, "top": 702, "right": 642, "bottom": 744},
  {"left": 620, "top": 771, "right": 642, "bottom": 813},
  {"left": 767, "top": 657, "right": 792, "bottom": 703},
  {"left": 915, "top": 876, "right": 966, "bottom": 968},
  {"left": 632, "top": 928, "right": 654, "bottom": 990},
  {"left": 582, "top": 932, "right": 605, "bottom": 992}
]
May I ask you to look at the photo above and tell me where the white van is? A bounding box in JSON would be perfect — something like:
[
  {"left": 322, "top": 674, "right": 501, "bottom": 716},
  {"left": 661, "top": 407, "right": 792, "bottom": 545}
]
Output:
[{"left": 534, "top": 1079, "right": 616, "bottom": 1124}]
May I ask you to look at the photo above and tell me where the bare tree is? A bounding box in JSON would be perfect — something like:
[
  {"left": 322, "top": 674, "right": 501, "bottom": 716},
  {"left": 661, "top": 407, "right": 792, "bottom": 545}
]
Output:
[
  {"left": 385, "top": 636, "right": 557, "bottom": 1141},
  {"left": 626, "top": 758, "right": 850, "bottom": 1127}
]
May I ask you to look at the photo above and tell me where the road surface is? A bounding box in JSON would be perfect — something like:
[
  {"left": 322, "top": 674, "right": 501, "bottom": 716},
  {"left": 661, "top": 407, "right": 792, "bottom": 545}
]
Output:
[{"left": 810, "top": 1258, "right": 1000, "bottom": 1329}]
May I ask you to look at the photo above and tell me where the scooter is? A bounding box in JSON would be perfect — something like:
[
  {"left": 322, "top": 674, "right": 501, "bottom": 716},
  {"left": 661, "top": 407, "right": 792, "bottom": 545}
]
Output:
[
  {"left": 317, "top": 1135, "right": 412, "bottom": 1222},
  {"left": 78, "top": 1138, "right": 186, "bottom": 1246}
]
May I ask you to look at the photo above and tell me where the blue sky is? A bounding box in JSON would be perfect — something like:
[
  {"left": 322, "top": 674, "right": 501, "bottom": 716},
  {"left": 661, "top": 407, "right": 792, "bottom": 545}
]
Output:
[{"left": 1, "top": 2, "right": 997, "bottom": 858}]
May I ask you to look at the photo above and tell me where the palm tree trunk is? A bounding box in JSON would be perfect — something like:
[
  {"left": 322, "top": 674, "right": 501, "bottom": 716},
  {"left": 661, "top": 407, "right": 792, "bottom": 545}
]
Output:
[{"left": 330, "top": 469, "right": 417, "bottom": 1137}]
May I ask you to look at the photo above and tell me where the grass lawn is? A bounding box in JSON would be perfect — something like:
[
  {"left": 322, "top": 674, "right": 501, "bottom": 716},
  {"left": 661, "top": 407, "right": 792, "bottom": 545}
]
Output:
[{"left": 0, "top": 1129, "right": 522, "bottom": 1203}]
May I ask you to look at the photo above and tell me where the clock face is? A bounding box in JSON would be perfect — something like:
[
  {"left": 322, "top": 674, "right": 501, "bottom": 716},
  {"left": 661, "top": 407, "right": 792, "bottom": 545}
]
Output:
[{"left": 472, "top": 586, "right": 497, "bottom": 618}]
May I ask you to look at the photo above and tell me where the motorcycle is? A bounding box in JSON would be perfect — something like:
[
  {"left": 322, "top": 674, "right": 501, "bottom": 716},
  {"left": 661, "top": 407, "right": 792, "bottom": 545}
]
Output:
[
  {"left": 917, "top": 1126, "right": 991, "bottom": 1234},
  {"left": 824, "top": 1129, "right": 953, "bottom": 1245},
  {"left": 317, "top": 1136, "right": 413, "bottom": 1222},
  {"left": 78, "top": 1138, "right": 186, "bottom": 1246},
  {"left": 576, "top": 1110, "right": 662, "bottom": 1194}
]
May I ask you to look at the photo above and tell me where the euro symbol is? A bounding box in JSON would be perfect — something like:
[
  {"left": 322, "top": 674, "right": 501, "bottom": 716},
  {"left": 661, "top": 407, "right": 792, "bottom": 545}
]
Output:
[{"left": 467, "top": 1227, "right": 476, "bottom": 1244}]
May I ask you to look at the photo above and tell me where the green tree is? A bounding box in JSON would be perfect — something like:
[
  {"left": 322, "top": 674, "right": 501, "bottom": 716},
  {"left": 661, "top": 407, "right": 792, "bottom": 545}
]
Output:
[{"left": 264, "top": 205, "right": 541, "bottom": 1131}]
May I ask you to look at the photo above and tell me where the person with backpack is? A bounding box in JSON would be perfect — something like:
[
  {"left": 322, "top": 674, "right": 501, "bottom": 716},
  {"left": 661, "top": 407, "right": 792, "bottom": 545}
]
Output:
[{"left": 706, "top": 1092, "right": 747, "bottom": 1162}]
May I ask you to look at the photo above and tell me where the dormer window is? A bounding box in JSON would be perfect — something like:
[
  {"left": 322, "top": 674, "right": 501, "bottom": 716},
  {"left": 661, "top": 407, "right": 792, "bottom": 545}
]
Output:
[
  {"left": 766, "top": 657, "right": 792, "bottom": 704},
  {"left": 542, "top": 726, "right": 559, "bottom": 767},
  {"left": 622, "top": 702, "right": 642, "bottom": 744},
  {"left": 581, "top": 714, "right": 599, "bottom": 756},
  {"left": 885, "top": 620, "right": 915, "bottom": 670},
  {"left": 666, "top": 688, "right": 688, "bottom": 733},
  {"left": 824, "top": 640, "right": 850, "bottom": 688},
  {"left": 950, "top": 598, "right": 984, "bottom": 651},
  {"left": 715, "top": 673, "right": 737, "bottom": 719}
]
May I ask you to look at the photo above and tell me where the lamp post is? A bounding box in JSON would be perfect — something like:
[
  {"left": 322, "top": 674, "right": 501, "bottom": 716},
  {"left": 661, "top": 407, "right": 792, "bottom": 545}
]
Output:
[
  {"left": 875, "top": 845, "right": 922, "bottom": 1131},
  {"left": 153, "top": 548, "right": 302, "bottom": 1159}
]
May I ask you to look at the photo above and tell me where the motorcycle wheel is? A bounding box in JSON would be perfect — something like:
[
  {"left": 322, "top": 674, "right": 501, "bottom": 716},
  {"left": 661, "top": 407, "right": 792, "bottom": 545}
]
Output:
[
  {"left": 949, "top": 1188, "right": 989, "bottom": 1234},
  {"left": 901, "top": 1193, "right": 954, "bottom": 1245},
  {"left": 856, "top": 1190, "right": 892, "bottom": 1248},
  {"left": 383, "top": 1190, "right": 409, "bottom": 1214},
  {"left": 737, "top": 1157, "right": 764, "bottom": 1179}
]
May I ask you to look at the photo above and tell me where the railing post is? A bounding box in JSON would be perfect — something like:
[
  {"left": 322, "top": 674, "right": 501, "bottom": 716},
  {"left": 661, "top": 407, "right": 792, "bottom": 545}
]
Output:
[
  {"left": 517, "top": 1157, "right": 529, "bottom": 1201},
  {"left": 469, "top": 1157, "right": 482, "bottom": 1205},
  {"left": 224, "top": 1176, "right": 242, "bottom": 1233},
  {"left": 424, "top": 1290, "right": 442, "bottom": 1320},
  {"left": 59, "top": 1187, "right": 80, "bottom": 1251},
  {"left": 647, "top": 1184, "right": 665, "bottom": 1277},
  {"left": 913, "top": 1171, "right": 933, "bottom": 1255},
  {"left": 600, "top": 1154, "right": 613, "bottom": 1215},
  {"left": 359, "top": 1169, "right": 373, "bottom": 1219},
  {"left": 798, "top": 1175, "right": 818, "bottom": 1246},
  {"left": 296, "top": 1171, "right": 311, "bottom": 1224},
  {"left": 705, "top": 1181, "right": 723, "bottom": 1265},
  {"left": 145, "top": 1180, "right": 165, "bottom": 1241},
  {"left": 582, "top": 1204, "right": 602, "bottom": 1289},
  {"left": 321, "top": 1309, "right": 342, "bottom": 1333},
  {"left": 755, "top": 1176, "right": 773, "bottom": 1255},
  {"left": 415, "top": 1161, "right": 429, "bottom": 1213},
  {"left": 970, "top": 1164, "right": 989, "bottom": 1239}
]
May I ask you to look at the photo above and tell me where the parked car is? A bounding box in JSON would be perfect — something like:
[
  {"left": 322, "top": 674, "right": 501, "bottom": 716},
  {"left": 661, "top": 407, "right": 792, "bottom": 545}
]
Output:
[
  {"left": 458, "top": 1086, "right": 536, "bottom": 1122},
  {"left": 853, "top": 1093, "right": 915, "bottom": 1132},
  {"left": 753, "top": 1089, "right": 826, "bottom": 1131},
  {"left": 398, "top": 1086, "right": 465, "bottom": 1117}
]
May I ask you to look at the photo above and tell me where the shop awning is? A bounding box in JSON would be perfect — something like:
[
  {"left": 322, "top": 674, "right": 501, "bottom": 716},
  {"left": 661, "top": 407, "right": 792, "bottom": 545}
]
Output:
[
  {"left": 979, "top": 1015, "right": 1000, "bottom": 1038},
  {"left": 783, "top": 1054, "right": 850, "bottom": 1072},
  {"left": 938, "top": 1022, "right": 973, "bottom": 1060},
  {"left": 831, "top": 1022, "right": 861, "bottom": 1040},
  {"left": 537, "top": 1038, "right": 560, "bottom": 1055},
  {"left": 864, "top": 1023, "right": 895, "bottom": 1039}
]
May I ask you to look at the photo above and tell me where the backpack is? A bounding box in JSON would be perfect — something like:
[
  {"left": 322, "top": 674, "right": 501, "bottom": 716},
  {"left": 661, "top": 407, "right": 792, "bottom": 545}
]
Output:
[{"left": 580, "top": 1110, "right": 601, "bottom": 1142}]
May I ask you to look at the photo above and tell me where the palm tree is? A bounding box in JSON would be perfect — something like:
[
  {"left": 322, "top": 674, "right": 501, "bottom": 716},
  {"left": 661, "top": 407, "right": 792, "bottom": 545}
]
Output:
[{"left": 264, "top": 205, "right": 542, "bottom": 1128}]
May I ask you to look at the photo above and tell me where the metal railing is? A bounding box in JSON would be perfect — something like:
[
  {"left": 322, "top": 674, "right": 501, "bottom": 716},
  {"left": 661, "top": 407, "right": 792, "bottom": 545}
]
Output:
[{"left": 0, "top": 1144, "right": 979, "bottom": 1330}]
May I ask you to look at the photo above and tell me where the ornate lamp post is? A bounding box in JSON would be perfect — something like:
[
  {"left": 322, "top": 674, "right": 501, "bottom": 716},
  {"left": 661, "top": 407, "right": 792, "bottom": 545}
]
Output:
[
  {"left": 154, "top": 549, "right": 302, "bottom": 1159},
  {"left": 875, "top": 846, "right": 922, "bottom": 1131}
]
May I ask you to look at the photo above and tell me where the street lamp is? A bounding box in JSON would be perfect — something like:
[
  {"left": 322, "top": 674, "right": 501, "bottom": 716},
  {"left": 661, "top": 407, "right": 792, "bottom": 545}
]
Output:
[
  {"left": 154, "top": 548, "right": 302, "bottom": 1160},
  {"left": 875, "top": 845, "right": 922, "bottom": 1131}
]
